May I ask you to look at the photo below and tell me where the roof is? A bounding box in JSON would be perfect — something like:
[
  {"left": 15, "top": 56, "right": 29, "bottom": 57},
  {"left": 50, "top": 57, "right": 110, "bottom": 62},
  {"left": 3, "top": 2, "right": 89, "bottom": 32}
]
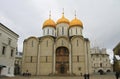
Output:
[
  {"left": 113, "top": 42, "right": 120, "bottom": 55},
  {"left": 91, "top": 53, "right": 108, "bottom": 55},
  {"left": 0, "top": 23, "right": 19, "bottom": 37}
]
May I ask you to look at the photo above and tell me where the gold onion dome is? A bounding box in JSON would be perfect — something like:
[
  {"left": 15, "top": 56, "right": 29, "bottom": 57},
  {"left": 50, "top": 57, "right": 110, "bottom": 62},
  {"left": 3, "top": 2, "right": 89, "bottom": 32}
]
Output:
[
  {"left": 70, "top": 17, "right": 83, "bottom": 28},
  {"left": 70, "top": 11, "right": 83, "bottom": 28},
  {"left": 43, "top": 18, "right": 55, "bottom": 28},
  {"left": 43, "top": 12, "right": 56, "bottom": 28},
  {"left": 57, "top": 11, "right": 69, "bottom": 24}
]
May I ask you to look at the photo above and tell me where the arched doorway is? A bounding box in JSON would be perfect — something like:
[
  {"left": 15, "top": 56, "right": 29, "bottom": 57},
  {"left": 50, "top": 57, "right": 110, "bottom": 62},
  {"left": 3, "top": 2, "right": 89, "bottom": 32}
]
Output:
[
  {"left": 56, "top": 47, "right": 69, "bottom": 74},
  {"left": 60, "top": 64, "right": 65, "bottom": 74},
  {"left": 98, "top": 69, "right": 104, "bottom": 75},
  {"left": 106, "top": 70, "right": 111, "bottom": 72},
  {"left": 14, "top": 64, "right": 20, "bottom": 75}
]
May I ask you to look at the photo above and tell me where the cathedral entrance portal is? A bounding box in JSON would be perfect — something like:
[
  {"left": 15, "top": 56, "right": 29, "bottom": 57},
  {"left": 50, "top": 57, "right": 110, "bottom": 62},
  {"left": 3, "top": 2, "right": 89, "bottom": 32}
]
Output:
[
  {"left": 56, "top": 47, "right": 69, "bottom": 75},
  {"left": 60, "top": 65, "right": 65, "bottom": 74}
]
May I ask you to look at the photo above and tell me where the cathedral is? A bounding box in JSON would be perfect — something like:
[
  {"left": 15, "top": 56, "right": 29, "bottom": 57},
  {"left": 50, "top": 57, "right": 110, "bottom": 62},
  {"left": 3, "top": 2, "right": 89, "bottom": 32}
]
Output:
[{"left": 22, "top": 12, "right": 91, "bottom": 76}]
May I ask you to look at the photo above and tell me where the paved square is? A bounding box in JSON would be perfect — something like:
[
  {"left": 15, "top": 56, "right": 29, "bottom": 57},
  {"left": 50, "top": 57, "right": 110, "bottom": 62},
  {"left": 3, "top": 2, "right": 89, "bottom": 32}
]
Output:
[{"left": 0, "top": 74, "right": 116, "bottom": 79}]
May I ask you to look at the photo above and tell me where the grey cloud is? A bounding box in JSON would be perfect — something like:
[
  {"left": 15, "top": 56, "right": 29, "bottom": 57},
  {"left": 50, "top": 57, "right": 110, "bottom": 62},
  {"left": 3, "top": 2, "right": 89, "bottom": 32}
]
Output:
[{"left": 0, "top": 0, "right": 120, "bottom": 54}]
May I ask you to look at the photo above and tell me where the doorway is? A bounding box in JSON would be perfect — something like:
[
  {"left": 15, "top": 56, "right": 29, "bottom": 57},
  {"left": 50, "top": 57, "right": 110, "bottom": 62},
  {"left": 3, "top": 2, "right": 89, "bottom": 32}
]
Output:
[
  {"left": 56, "top": 47, "right": 69, "bottom": 74},
  {"left": 98, "top": 70, "right": 104, "bottom": 75},
  {"left": 60, "top": 65, "right": 65, "bottom": 74}
]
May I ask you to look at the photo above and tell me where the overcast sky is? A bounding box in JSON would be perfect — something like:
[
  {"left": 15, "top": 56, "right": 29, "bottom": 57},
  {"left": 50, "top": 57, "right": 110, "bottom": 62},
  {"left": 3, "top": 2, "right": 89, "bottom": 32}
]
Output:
[{"left": 0, "top": 0, "right": 120, "bottom": 61}]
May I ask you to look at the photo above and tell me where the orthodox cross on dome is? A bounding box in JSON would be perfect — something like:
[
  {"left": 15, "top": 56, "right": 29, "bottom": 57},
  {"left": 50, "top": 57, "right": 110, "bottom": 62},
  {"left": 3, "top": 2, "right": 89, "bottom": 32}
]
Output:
[
  {"left": 62, "top": 8, "right": 64, "bottom": 16},
  {"left": 75, "top": 10, "right": 77, "bottom": 19},
  {"left": 49, "top": 11, "right": 51, "bottom": 19}
]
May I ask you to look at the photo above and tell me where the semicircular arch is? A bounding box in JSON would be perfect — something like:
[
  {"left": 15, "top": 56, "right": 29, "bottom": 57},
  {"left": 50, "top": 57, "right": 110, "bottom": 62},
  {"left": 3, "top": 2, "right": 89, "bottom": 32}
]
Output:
[
  {"left": 26, "top": 36, "right": 39, "bottom": 42},
  {"left": 56, "top": 37, "right": 69, "bottom": 48},
  {"left": 40, "top": 36, "right": 54, "bottom": 42}
]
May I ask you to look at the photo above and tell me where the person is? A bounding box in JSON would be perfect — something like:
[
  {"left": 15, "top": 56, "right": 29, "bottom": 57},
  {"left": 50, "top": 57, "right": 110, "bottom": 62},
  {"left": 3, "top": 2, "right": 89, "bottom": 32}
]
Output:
[
  {"left": 80, "top": 73, "right": 82, "bottom": 76},
  {"left": 87, "top": 74, "right": 90, "bottom": 79},
  {"left": 115, "top": 72, "right": 119, "bottom": 79},
  {"left": 84, "top": 74, "right": 86, "bottom": 79}
]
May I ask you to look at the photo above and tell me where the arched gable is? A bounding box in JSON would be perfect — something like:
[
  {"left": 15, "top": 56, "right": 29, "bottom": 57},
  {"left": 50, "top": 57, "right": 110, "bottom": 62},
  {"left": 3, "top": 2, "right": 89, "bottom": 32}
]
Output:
[
  {"left": 24, "top": 36, "right": 39, "bottom": 56},
  {"left": 56, "top": 36, "right": 69, "bottom": 48},
  {"left": 71, "top": 36, "right": 84, "bottom": 41},
  {"left": 56, "top": 36, "right": 69, "bottom": 41},
  {"left": 71, "top": 36, "right": 85, "bottom": 56},
  {"left": 40, "top": 36, "right": 54, "bottom": 42},
  {"left": 26, "top": 36, "right": 39, "bottom": 42},
  {"left": 40, "top": 36, "right": 54, "bottom": 56}
]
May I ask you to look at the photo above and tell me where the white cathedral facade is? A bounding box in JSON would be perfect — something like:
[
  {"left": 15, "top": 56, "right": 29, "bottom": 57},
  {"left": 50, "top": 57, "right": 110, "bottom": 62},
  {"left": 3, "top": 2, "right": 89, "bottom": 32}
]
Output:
[{"left": 22, "top": 12, "right": 91, "bottom": 76}]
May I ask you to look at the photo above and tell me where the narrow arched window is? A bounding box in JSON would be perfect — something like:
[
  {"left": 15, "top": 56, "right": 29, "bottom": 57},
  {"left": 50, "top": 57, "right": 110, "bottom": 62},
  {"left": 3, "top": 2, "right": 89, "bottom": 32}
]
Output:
[
  {"left": 47, "top": 29, "right": 49, "bottom": 34},
  {"left": 71, "top": 29, "right": 72, "bottom": 35},
  {"left": 52, "top": 29, "right": 54, "bottom": 35},
  {"left": 76, "top": 27, "right": 77, "bottom": 34},
  {"left": 32, "top": 40, "right": 33, "bottom": 47},
  {"left": 46, "top": 56, "right": 48, "bottom": 62},
  {"left": 62, "top": 27, "right": 64, "bottom": 35},
  {"left": 8, "top": 67, "right": 10, "bottom": 74},
  {"left": 77, "top": 56, "right": 79, "bottom": 62},
  {"left": 61, "top": 40, "right": 64, "bottom": 45},
  {"left": 77, "top": 40, "right": 79, "bottom": 46},
  {"left": 11, "top": 49, "right": 14, "bottom": 57},
  {"left": 100, "top": 63, "right": 102, "bottom": 67},
  {"left": 2, "top": 46, "right": 6, "bottom": 55},
  {"left": 46, "top": 40, "right": 48, "bottom": 47},
  {"left": 30, "top": 56, "right": 32, "bottom": 62}
]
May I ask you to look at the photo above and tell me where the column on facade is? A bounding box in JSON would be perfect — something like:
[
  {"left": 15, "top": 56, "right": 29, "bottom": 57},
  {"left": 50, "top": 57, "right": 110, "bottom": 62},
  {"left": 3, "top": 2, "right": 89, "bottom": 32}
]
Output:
[
  {"left": 84, "top": 41, "right": 88, "bottom": 74},
  {"left": 69, "top": 43, "right": 72, "bottom": 74},
  {"left": 53, "top": 44, "right": 56, "bottom": 74},
  {"left": 36, "top": 43, "right": 40, "bottom": 75}
]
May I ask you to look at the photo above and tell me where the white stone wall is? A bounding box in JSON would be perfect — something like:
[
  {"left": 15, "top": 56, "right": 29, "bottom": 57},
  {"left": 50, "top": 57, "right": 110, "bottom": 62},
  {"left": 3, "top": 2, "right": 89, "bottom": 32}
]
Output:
[
  {"left": 39, "top": 37, "right": 54, "bottom": 75},
  {"left": 22, "top": 37, "right": 39, "bottom": 75},
  {"left": 0, "top": 23, "right": 19, "bottom": 77},
  {"left": 90, "top": 47, "right": 112, "bottom": 73},
  {"left": 22, "top": 35, "right": 90, "bottom": 76},
  {"left": 22, "top": 22, "right": 90, "bottom": 76},
  {"left": 71, "top": 37, "right": 86, "bottom": 75}
]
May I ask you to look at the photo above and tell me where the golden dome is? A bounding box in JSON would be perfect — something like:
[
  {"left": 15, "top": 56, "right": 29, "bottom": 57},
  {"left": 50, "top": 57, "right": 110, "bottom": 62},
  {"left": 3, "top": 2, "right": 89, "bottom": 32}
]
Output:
[
  {"left": 43, "top": 18, "right": 56, "bottom": 28},
  {"left": 70, "top": 17, "right": 83, "bottom": 28},
  {"left": 57, "top": 15, "right": 69, "bottom": 24}
]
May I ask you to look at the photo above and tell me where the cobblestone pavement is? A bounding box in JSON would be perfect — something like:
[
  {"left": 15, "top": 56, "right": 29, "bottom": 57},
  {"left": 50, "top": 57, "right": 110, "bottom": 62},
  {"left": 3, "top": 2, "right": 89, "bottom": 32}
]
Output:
[{"left": 0, "top": 74, "right": 116, "bottom": 79}]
